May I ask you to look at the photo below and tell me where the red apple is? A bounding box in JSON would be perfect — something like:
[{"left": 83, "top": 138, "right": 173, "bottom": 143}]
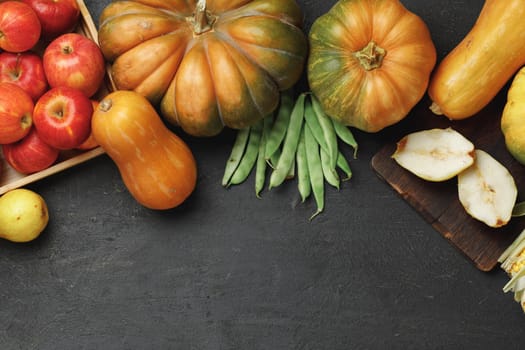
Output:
[
  {"left": 0, "top": 52, "right": 48, "bottom": 102},
  {"left": 33, "top": 86, "right": 93, "bottom": 150},
  {"left": 43, "top": 33, "right": 106, "bottom": 98},
  {"left": 0, "top": 82, "right": 34, "bottom": 144},
  {"left": 21, "top": 0, "right": 80, "bottom": 41},
  {"left": 2, "top": 127, "right": 59, "bottom": 174},
  {"left": 0, "top": 1, "right": 41, "bottom": 52}
]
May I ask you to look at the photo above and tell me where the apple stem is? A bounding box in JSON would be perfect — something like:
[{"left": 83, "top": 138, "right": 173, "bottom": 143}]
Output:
[
  {"left": 21, "top": 114, "right": 31, "bottom": 129},
  {"left": 62, "top": 45, "right": 74, "bottom": 55}
]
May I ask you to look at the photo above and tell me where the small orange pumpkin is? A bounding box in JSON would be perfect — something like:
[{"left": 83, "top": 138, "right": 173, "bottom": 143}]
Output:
[
  {"left": 307, "top": 0, "right": 437, "bottom": 132},
  {"left": 92, "top": 90, "right": 197, "bottom": 210}
]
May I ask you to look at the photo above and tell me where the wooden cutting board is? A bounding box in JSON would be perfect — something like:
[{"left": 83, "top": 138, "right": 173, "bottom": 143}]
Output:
[{"left": 371, "top": 94, "right": 525, "bottom": 272}]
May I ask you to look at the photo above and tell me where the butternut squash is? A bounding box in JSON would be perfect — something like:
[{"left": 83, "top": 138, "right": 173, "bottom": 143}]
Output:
[
  {"left": 92, "top": 90, "right": 197, "bottom": 210},
  {"left": 428, "top": 0, "right": 525, "bottom": 120}
]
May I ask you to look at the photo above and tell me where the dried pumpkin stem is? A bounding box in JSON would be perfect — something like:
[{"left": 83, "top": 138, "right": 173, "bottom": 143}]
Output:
[
  {"left": 354, "top": 41, "right": 386, "bottom": 71},
  {"left": 99, "top": 98, "right": 113, "bottom": 112},
  {"left": 193, "top": 0, "right": 215, "bottom": 34}
]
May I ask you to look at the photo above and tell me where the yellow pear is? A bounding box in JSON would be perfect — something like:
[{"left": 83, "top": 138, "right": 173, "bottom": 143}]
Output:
[{"left": 0, "top": 189, "right": 49, "bottom": 243}]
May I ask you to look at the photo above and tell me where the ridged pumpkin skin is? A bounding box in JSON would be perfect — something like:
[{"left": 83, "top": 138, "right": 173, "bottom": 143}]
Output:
[
  {"left": 428, "top": 0, "right": 525, "bottom": 120},
  {"left": 501, "top": 67, "right": 525, "bottom": 165},
  {"left": 98, "top": 0, "right": 308, "bottom": 137},
  {"left": 307, "top": 0, "right": 436, "bottom": 133},
  {"left": 92, "top": 90, "right": 197, "bottom": 210}
]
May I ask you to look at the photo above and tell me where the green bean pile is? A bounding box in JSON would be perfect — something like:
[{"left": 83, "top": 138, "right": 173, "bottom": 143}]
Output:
[{"left": 222, "top": 91, "right": 358, "bottom": 220}]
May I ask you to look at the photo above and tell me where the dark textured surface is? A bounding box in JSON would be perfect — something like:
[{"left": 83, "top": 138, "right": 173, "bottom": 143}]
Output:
[{"left": 1, "top": 1, "right": 524, "bottom": 349}]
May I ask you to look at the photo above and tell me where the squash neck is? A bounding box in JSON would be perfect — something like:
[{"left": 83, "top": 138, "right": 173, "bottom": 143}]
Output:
[
  {"left": 192, "top": 0, "right": 216, "bottom": 35},
  {"left": 355, "top": 41, "right": 386, "bottom": 71}
]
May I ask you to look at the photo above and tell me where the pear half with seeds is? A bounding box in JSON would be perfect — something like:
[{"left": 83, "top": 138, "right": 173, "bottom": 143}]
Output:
[
  {"left": 458, "top": 149, "right": 517, "bottom": 228},
  {"left": 392, "top": 128, "right": 475, "bottom": 181}
]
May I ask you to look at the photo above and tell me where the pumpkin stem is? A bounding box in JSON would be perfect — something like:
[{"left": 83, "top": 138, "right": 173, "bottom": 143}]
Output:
[
  {"left": 192, "top": 0, "right": 215, "bottom": 35},
  {"left": 99, "top": 98, "right": 113, "bottom": 112},
  {"left": 354, "top": 41, "right": 386, "bottom": 71}
]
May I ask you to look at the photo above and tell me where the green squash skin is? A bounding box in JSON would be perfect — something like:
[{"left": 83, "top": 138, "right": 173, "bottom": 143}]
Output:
[{"left": 307, "top": 4, "right": 371, "bottom": 131}]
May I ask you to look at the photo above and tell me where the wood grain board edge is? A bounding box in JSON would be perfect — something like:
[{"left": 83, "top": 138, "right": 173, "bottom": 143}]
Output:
[
  {"left": 371, "top": 143, "right": 524, "bottom": 272},
  {"left": 0, "top": 148, "right": 106, "bottom": 196}
]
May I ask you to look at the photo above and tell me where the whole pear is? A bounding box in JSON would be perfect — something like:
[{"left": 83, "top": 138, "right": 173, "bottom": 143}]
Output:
[{"left": 0, "top": 188, "right": 49, "bottom": 242}]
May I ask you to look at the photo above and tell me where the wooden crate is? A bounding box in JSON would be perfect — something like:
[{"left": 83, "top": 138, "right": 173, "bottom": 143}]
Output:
[{"left": 0, "top": 0, "right": 114, "bottom": 195}]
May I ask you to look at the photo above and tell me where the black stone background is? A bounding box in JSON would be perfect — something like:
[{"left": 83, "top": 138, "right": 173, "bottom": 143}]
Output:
[{"left": 1, "top": 1, "right": 523, "bottom": 349}]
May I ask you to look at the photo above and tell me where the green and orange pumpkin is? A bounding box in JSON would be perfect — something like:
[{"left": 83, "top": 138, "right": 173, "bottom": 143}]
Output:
[
  {"left": 307, "top": 0, "right": 437, "bottom": 132},
  {"left": 98, "top": 0, "right": 308, "bottom": 137}
]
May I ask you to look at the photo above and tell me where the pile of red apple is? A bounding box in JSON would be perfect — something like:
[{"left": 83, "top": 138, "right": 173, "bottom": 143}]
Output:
[{"left": 0, "top": 0, "right": 106, "bottom": 174}]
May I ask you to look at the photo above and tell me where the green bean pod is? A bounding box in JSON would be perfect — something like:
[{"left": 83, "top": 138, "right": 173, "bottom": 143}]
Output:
[
  {"left": 296, "top": 124, "right": 311, "bottom": 202},
  {"left": 311, "top": 94, "right": 338, "bottom": 170},
  {"left": 304, "top": 96, "right": 329, "bottom": 152},
  {"left": 229, "top": 120, "right": 263, "bottom": 186},
  {"left": 304, "top": 122, "right": 324, "bottom": 220},
  {"left": 332, "top": 118, "right": 358, "bottom": 158},
  {"left": 320, "top": 147, "right": 340, "bottom": 189},
  {"left": 222, "top": 127, "right": 250, "bottom": 186},
  {"left": 336, "top": 151, "right": 353, "bottom": 181},
  {"left": 269, "top": 93, "right": 306, "bottom": 189},
  {"left": 266, "top": 148, "right": 281, "bottom": 169},
  {"left": 287, "top": 158, "right": 296, "bottom": 180},
  {"left": 255, "top": 116, "right": 273, "bottom": 198},
  {"left": 265, "top": 90, "right": 294, "bottom": 160}
]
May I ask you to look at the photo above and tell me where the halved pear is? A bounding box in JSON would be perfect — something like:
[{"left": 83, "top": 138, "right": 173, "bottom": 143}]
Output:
[
  {"left": 392, "top": 128, "right": 475, "bottom": 181},
  {"left": 458, "top": 149, "right": 517, "bottom": 228}
]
